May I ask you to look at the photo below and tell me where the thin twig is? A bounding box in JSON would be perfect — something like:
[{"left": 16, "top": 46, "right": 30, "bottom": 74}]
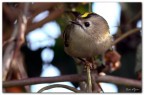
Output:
[
  {"left": 113, "top": 28, "right": 141, "bottom": 45},
  {"left": 86, "top": 66, "right": 92, "bottom": 92},
  {"left": 37, "top": 84, "right": 81, "bottom": 93},
  {"left": 91, "top": 74, "right": 102, "bottom": 92},
  {"left": 3, "top": 74, "right": 142, "bottom": 88}
]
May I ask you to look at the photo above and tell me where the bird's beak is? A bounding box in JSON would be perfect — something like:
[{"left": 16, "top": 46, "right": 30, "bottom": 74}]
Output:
[
  {"left": 70, "top": 21, "right": 81, "bottom": 26},
  {"left": 70, "top": 20, "right": 84, "bottom": 29}
]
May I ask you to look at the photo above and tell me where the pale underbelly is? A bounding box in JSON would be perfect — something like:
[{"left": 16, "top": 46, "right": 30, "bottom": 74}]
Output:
[{"left": 65, "top": 40, "right": 110, "bottom": 58}]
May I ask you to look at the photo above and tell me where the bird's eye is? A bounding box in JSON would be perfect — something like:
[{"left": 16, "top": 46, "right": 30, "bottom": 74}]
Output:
[{"left": 84, "top": 22, "right": 90, "bottom": 27}]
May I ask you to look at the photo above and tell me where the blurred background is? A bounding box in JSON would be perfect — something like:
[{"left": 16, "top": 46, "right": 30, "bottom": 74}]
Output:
[{"left": 3, "top": 2, "right": 142, "bottom": 93}]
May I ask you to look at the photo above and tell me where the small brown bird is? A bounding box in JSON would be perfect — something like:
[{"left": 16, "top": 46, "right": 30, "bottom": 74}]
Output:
[{"left": 63, "top": 12, "right": 113, "bottom": 68}]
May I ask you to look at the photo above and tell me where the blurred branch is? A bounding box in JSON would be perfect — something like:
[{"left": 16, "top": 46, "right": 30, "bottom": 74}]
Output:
[
  {"left": 37, "top": 84, "right": 81, "bottom": 93},
  {"left": 113, "top": 28, "right": 141, "bottom": 45},
  {"left": 3, "top": 3, "right": 30, "bottom": 92},
  {"left": 3, "top": 74, "right": 142, "bottom": 88},
  {"left": 26, "top": 8, "right": 64, "bottom": 34},
  {"left": 3, "top": 3, "right": 18, "bottom": 22},
  {"left": 3, "top": 3, "right": 57, "bottom": 23},
  {"left": 3, "top": 37, "right": 15, "bottom": 48},
  {"left": 3, "top": 3, "right": 63, "bottom": 42},
  {"left": 30, "top": 3, "right": 57, "bottom": 12},
  {"left": 3, "top": 15, "right": 26, "bottom": 81},
  {"left": 3, "top": 3, "right": 29, "bottom": 47},
  {"left": 127, "top": 11, "right": 141, "bottom": 24},
  {"left": 27, "top": 3, "right": 57, "bottom": 24}
]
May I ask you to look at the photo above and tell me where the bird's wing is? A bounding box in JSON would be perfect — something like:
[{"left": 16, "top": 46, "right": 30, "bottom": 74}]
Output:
[{"left": 63, "top": 25, "right": 72, "bottom": 47}]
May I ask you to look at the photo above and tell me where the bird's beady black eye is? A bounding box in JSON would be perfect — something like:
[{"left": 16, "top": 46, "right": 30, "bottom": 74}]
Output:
[{"left": 84, "top": 22, "right": 90, "bottom": 27}]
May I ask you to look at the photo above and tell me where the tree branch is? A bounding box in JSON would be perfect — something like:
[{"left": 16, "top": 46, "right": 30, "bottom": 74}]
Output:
[
  {"left": 3, "top": 3, "right": 62, "bottom": 42},
  {"left": 91, "top": 74, "right": 102, "bottom": 92},
  {"left": 3, "top": 3, "right": 18, "bottom": 22},
  {"left": 86, "top": 66, "right": 92, "bottom": 92},
  {"left": 113, "top": 28, "right": 141, "bottom": 45},
  {"left": 127, "top": 11, "right": 141, "bottom": 24},
  {"left": 30, "top": 3, "right": 57, "bottom": 12},
  {"left": 3, "top": 3, "right": 30, "bottom": 92},
  {"left": 37, "top": 84, "right": 81, "bottom": 93},
  {"left": 3, "top": 74, "right": 142, "bottom": 88},
  {"left": 26, "top": 8, "right": 64, "bottom": 34},
  {"left": 27, "top": 3, "right": 57, "bottom": 25}
]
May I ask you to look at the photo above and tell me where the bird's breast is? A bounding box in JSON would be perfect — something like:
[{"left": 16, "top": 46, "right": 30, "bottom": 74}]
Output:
[{"left": 64, "top": 27, "right": 112, "bottom": 58}]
